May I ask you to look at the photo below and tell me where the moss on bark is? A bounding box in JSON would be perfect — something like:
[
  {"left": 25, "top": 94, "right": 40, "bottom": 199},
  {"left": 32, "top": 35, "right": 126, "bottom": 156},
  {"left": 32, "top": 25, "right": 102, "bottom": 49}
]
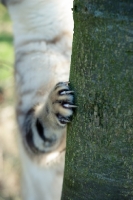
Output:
[{"left": 62, "top": 1, "right": 133, "bottom": 200}]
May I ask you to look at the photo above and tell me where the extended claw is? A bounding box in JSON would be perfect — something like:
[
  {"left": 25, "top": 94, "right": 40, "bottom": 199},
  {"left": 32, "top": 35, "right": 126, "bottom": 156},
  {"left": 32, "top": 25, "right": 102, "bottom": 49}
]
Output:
[
  {"left": 60, "top": 90, "right": 74, "bottom": 95},
  {"left": 64, "top": 81, "right": 70, "bottom": 85},
  {"left": 55, "top": 81, "right": 70, "bottom": 90},
  {"left": 63, "top": 104, "right": 77, "bottom": 108},
  {"left": 57, "top": 114, "right": 71, "bottom": 124},
  {"left": 60, "top": 118, "right": 70, "bottom": 123}
]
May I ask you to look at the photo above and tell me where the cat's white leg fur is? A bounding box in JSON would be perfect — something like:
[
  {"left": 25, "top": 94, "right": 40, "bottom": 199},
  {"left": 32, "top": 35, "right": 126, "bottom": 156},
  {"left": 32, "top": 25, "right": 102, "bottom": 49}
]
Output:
[{"left": 2, "top": 0, "right": 74, "bottom": 199}]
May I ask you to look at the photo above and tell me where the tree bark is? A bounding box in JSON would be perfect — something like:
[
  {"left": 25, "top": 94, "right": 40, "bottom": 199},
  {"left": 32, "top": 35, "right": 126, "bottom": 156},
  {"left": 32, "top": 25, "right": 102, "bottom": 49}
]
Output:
[{"left": 61, "top": 0, "right": 133, "bottom": 199}]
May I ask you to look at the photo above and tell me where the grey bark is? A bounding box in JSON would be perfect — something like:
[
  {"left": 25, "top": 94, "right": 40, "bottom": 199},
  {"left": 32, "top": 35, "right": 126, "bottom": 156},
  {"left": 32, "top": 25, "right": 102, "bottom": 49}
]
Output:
[{"left": 61, "top": 0, "right": 133, "bottom": 200}]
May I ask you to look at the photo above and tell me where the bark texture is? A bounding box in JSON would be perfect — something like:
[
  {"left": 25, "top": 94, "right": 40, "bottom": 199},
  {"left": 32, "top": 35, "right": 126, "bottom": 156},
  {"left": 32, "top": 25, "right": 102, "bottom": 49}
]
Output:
[{"left": 62, "top": 1, "right": 133, "bottom": 199}]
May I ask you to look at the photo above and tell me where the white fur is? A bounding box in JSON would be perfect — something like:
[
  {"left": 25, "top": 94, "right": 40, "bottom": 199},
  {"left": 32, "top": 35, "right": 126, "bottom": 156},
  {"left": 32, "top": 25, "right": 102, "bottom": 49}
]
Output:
[
  {"left": 19, "top": 139, "right": 65, "bottom": 200},
  {"left": 6, "top": 0, "right": 73, "bottom": 199},
  {"left": 8, "top": 0, "right": 73, "bottom": 47}
]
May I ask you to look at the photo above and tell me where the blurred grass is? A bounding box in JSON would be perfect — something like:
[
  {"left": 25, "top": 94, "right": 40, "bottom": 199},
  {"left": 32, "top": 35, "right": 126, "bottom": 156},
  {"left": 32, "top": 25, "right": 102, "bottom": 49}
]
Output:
[
  {"left": 0, "top": 3, "right": 20, "bottom": 200},
  {"left": 0, "top": 3, "right": 14, "bottom": 105},
  {"left": 0, "top": 4, "right": 14, "bottom": 82}
]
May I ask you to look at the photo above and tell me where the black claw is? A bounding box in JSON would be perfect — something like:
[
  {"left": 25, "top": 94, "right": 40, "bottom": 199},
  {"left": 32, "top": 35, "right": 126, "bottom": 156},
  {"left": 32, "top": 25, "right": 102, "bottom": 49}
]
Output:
[
  {"left": 54, "top": 82, "right": 70, "bottom": 90},
  {"left": 64, "top": 81, "right": 70, "bottom": 85},
  {"left": 56, "top": 113, "right": 70, "bottom": 124},
  {"left": 59, "top": 90, "right": 74, "bottom": 95},
  {"left": 59, "top": 89, "right": 69, "bottom": 95}
]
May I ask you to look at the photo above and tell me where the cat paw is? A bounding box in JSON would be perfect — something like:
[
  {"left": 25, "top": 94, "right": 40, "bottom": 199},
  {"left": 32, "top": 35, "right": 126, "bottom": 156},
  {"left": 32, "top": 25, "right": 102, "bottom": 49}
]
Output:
[{"left": 50, "top": 82, "right": 76, "bottom": 126}]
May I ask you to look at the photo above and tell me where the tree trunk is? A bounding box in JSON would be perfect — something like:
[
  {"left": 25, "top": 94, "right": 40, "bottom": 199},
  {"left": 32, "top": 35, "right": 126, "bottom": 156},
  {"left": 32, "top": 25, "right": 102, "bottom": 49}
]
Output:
[{"left": 61, "top": 0, "right": 133, "bottom": 199}]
